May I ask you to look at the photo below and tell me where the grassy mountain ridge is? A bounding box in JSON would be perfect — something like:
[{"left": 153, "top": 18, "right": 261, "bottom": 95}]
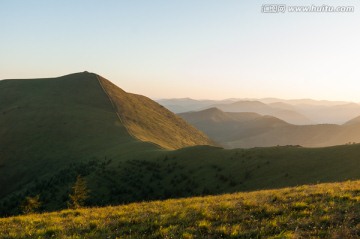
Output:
[
  {"left": 0, "top": 72, "right": 151, "bottom": 197},
  {"left": 98, "top": 76, "right": 214, "bottom": 149},
  {"left": 2, "top": 180, "right": 360, "bottom": 238}
]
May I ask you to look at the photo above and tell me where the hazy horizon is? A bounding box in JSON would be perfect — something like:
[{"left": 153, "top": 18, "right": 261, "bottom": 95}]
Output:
[
  {"left": 1, "top": 1, "right": 360, "bottom": 101},
  {"left": 155, "top": 96, "right": 358, "bottom": 104}
]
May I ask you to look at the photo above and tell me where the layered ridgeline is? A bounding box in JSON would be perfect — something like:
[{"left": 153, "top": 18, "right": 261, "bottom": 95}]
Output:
[
  {"left": 179, "top": 108, "right": 360, "bottom": 148},
  {"left": 0, "top": 72, "right": 213, "bottom": 215},
  {"left": 158, "top": 99, "right": 313, "bottom": 125},
  {"left": 159, "top": 98, "right": 360, "bottom": 125},
  {"left": 2, "top": 72, "right": 360, "bottom": 218}
]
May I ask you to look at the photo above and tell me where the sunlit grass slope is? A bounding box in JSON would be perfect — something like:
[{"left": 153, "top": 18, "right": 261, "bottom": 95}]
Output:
[
  {"left": 2, "top": 180, "right": 360, "bottom": 238},
  {"left": 98, "top": 76, "right": 214, "bottom": 149}
]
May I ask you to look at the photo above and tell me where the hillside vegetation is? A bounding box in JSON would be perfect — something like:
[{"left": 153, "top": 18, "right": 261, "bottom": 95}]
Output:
[
  {"left": 4, "top": 141, "right": 360, "bottom": 217},
  {"left": 2, "top": 180, "right": 360, "bottom": 238}
]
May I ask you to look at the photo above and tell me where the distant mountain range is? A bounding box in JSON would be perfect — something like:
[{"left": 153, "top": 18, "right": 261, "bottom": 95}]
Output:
[
  {"left": 179, "top": 107, "right": 360, "bottom": 148},
  {"left": 158, "top": 98, "right": 360, "bottom": 125}
]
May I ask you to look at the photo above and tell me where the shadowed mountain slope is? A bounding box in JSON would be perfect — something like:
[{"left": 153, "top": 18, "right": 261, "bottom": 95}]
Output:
[
  {"left": 0, "top": 73, "right": 158, "bottom": 198},
  {"left": 179, "top": 108, "right": 288, "bottom": 144}
]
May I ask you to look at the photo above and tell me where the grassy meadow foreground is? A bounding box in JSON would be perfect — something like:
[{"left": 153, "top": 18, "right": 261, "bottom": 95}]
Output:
[{"left": 2, "top": 180, "right": 360, "bottom": 239}]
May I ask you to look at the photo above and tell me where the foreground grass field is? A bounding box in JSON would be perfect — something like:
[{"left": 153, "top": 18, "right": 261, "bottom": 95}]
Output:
[{"left": 2, "top": 180, "right": 360, "bottom": 239}]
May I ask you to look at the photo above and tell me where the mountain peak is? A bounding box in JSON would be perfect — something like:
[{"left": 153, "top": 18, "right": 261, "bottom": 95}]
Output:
[
  {"left": 201, "top": 107, "right": 223, "bottom": 114},
  {"left": 0, "top": 72, "right": 214, "bottom": 153}
]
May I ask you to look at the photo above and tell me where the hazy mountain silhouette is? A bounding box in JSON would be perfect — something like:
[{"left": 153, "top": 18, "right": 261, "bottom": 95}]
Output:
[
  {"left": 180, "top": 108, "right": 360, "bottom": 148},
  {"left": 159, "top": 98, "right": 360, "bottom": 124},
  {"left": 344, "top": 115, "right": 360, "bottom": 126},
  {"left": 205, "top": 101, "right": 313, "bottom": 125}
]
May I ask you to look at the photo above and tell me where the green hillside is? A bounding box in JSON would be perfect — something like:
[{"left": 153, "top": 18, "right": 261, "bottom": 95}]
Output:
[
  {"left": 0, "top": 72, "right": 153, "bottom": 195},
  {"left": 2, "top": 180, "right": 360, "bottom": 238},
  {"left": 0, "top": 72, "right": 213, "bottom": 215}
]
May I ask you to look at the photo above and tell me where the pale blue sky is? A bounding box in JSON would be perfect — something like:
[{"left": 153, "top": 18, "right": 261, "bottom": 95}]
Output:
[{"left": 1, "top": 1, "right": 360, "bottom": 101}]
